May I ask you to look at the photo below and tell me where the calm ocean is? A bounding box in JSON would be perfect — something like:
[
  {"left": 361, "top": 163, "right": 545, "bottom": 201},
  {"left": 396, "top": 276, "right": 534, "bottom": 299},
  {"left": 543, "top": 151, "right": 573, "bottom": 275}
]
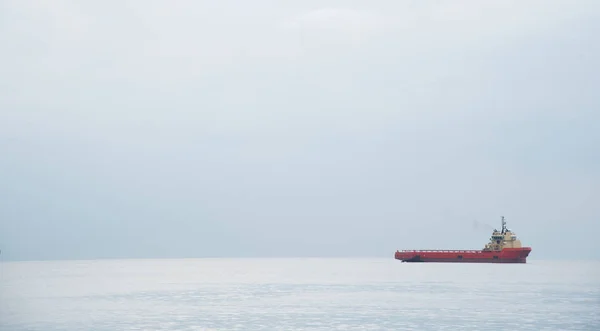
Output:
[{"left": 0, "top": 258, "right": 598, "bottom": 330}]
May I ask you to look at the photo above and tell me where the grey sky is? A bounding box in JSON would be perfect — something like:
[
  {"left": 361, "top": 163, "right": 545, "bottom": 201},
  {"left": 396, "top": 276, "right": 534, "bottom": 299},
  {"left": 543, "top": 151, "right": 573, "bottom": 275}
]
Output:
[{"left": 1, "top": 0, "right": 598, "bottom": 261}]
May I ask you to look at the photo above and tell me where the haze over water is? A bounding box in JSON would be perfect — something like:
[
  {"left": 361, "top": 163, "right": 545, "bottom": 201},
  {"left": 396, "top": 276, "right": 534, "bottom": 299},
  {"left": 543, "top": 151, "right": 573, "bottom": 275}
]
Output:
[
  {"left": 1, "top": 0, "right": 599, "bottom": 262},
  {"left": 1, "top": 259, "right": 599, "bottom": 330}
]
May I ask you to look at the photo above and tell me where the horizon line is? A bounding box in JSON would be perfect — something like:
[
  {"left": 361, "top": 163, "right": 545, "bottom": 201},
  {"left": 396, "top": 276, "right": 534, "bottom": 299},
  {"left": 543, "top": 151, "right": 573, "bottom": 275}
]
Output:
[{"left": 1, "top": 256, "right": 596, "bottom": 263}]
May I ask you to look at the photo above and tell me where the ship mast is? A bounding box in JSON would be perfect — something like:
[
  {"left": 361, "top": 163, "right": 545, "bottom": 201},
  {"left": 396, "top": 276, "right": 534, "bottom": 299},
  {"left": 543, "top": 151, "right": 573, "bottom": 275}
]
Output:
[{"left": 501, "top": 216, "right": 507, "bottom": 234}]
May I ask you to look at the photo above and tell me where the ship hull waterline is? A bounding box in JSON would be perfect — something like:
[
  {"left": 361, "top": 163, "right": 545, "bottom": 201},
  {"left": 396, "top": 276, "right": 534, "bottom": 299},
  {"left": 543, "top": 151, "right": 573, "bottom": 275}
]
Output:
[{"left": 395, "top": 247, "right": 532, "bottom": 264}]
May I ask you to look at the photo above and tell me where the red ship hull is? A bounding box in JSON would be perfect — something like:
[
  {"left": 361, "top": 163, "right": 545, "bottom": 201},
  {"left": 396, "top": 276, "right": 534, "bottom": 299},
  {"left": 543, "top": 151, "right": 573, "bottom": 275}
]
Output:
[{"left": 395, "top": 247, "right": 532, "bottom": 263}]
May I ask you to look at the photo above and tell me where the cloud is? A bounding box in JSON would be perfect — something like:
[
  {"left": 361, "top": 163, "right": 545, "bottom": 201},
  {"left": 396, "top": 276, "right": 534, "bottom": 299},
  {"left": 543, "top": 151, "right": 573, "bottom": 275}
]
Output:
[
  {"left": 280, "top": 7, "right": 388, "bottom": 47},
  {"left": 284, "top": 8, "right": 385, "bottom": 30}
]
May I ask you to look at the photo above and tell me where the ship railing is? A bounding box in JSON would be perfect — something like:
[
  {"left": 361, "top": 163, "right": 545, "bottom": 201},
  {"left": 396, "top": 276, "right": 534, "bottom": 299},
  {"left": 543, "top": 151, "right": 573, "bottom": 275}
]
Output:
[{"left": 399, "top": 250, "right": 483, "bottom": 253}]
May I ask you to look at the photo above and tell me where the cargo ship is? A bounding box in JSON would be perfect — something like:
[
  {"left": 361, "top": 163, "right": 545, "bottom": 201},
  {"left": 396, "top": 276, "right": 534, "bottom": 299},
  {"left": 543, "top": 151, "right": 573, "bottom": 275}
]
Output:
[{"left": 395, "top": 217, "right": 531, "bottom": 263}]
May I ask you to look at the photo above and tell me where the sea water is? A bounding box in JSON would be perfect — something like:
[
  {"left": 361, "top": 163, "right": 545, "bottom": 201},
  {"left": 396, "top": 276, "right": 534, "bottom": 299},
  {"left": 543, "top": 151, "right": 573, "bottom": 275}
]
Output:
[{"left": 0, "top": 258, "right": 598, "bottom": 330}]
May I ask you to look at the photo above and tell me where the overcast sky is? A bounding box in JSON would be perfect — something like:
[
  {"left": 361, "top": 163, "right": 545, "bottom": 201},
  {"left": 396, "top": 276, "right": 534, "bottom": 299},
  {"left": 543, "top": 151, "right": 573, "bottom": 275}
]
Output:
[{"left": 1, "top": 0, "right": 598, "bottom": 261}]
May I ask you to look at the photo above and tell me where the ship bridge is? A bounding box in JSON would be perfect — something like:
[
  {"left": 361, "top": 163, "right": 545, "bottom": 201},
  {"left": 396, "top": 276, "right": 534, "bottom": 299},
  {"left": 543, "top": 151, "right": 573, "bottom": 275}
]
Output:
[{"left": 483, "top": 216, "right": 523, "bottom": 251}]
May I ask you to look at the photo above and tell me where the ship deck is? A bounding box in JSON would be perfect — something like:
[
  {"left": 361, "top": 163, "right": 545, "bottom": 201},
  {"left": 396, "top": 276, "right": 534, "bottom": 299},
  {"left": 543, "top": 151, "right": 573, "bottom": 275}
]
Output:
[{"left": 399, "top": 250, "right": 484, "bottom": 253}]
